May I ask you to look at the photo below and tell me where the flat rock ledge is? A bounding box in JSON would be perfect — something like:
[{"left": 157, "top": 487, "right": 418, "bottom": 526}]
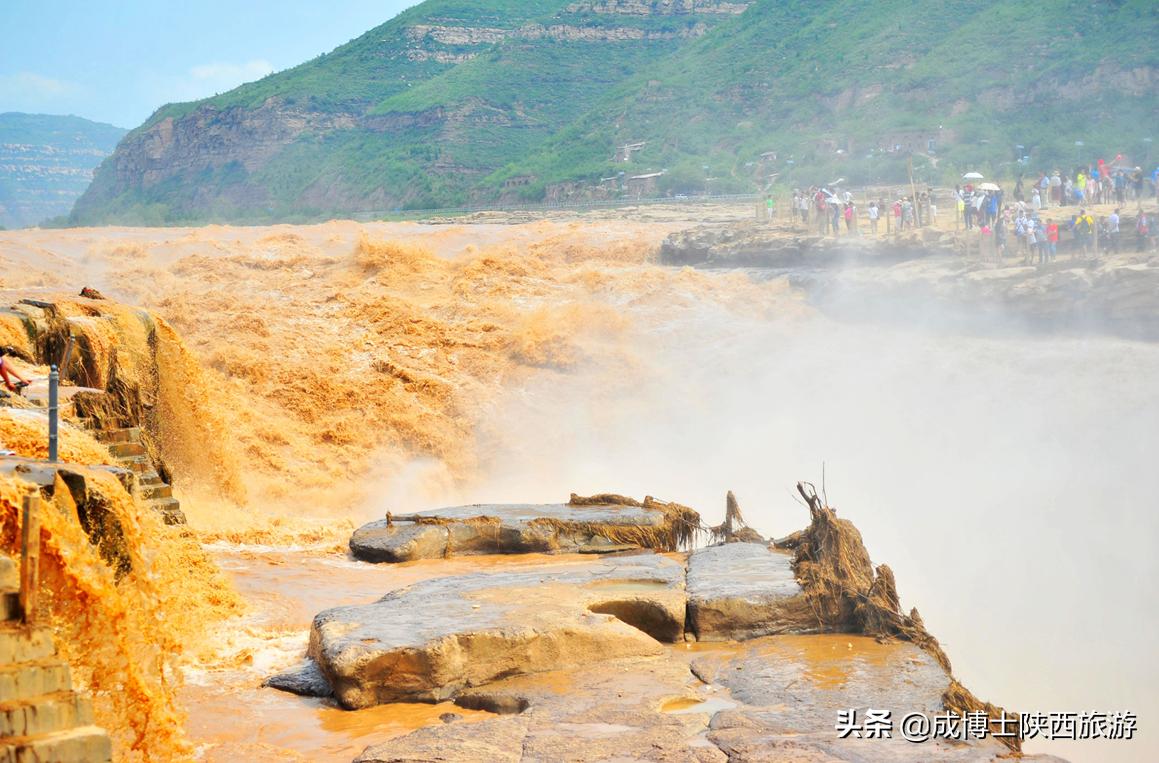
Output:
[
  {"left": 350, "top": 501, "right": 688, "bottom": 563},
  {"left": 686, "top": 542, "right": 814, "bottom": 641},
  {"left": 306, "top": 542, "right": 824, "bottom": 711},
  {"left": 290, "top": 495, "right": 1066, "bottom": 761},
  {"left": 310, "top": 553, "right": 687, "bottom": 709}
]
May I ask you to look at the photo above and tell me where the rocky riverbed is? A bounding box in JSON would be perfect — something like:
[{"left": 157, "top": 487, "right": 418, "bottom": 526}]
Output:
[{"left": 264, "top": 498, "right": 1065, "bottom": 762}]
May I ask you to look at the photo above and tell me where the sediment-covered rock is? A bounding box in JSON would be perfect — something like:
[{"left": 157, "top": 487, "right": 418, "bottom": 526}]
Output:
[
  {"left": 301, "top": 483, "right": 1053, "bottom": 759},
  {"left": 262, "top": 657, "right": 333, "bottom": 698},
  {"left": 309, "top": 553, "right": 686, "bottom": 708},
  {"left": 686, "top": 542, "right": 814, "bottom": 640},
  {"left": 350, "top": 496, "right": 699, "bottom": 563}
]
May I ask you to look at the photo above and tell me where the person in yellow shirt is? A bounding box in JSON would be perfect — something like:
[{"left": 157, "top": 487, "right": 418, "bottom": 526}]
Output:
[{"left": 1072, "top": 209, "right": 1095, "bottom": 258}]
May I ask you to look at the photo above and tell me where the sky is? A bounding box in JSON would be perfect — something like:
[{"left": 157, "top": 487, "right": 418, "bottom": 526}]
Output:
[{"left": 0, "top": 1, "right": 421, "bottom": 129}]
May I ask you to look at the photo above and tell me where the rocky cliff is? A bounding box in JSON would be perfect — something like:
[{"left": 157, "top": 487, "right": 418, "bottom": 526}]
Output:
[
  {"left": 0, "top": 113, "right": 125, "bottom": 228},
  {"left": 662, "top": 221, "right": 1159, "bottom": 341}
]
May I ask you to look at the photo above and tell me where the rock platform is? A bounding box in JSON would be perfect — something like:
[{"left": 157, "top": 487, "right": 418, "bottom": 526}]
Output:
[{"left": 350, "top": 501, "right": 689, "bottom": 563}]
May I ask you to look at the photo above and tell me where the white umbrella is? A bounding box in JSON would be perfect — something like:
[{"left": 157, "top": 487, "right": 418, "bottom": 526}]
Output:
[
  {"left": 977, "top": 182, "right": 1001, "bottom": 191},
  {"left": 962, "top": 172, "right": 984, "bottom": 180}
]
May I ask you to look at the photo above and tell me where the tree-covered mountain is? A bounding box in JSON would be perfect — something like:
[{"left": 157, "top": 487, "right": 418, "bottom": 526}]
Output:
[
  {"left": 72, "top": 0, "right": 1158, "bottom": 225},
  {"left": 0, "top": 113, "right": 126, "bottom": 228}
]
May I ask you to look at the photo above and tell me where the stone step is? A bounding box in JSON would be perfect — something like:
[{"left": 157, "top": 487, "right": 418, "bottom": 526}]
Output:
[
  {"left": 114, "top": 455, "right": 149, "bottom": 474},
  {"left": 0, "top": 691, "right": 94, "bottom": 738},
  {"left": 95, "top": 427, "right": 140, "bottom": 444},
  {"left": 106, "top": 442, "right": 146, "bottom": 459},
  {"left": 147, "top": 498, "right": 186, "bottom": 526},
  {"left": 0, "top": 660, "right": 71, "bottom": 701},
  {"left": 137, "top": 471, "right": 163, "bottom": 487},
  {"left": 139, "top": 483, "right": 172, "bottom": 501},
  {"left": 0, "top": 724, "right": 112, "bottom": 763},
  {"left": 1, "top": 592, "right": 19, "bottom": 623},
  {"left": 0, "top": 626, "right": 56, "bottom": 664},
  {"left": 0, "top": 556, "right": 16, "bottom": 591}
]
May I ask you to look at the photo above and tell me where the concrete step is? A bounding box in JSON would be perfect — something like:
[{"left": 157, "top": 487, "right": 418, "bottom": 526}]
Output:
[
  {"left": 106, "top": 442, "right": 146, "bottom": 459},
  {"left": 0, "top": 660, "right": 71, "bottom": 702},
  {"left": 0, "top": 724, "right": 112, "bottom": 763},
  {"left": 0, "top": 691, "right": 94, "bottom": 738},
  {"left": 0, "top": 556, "right": 16, "bottom": 591},
  {"left": 146, "top": 498, "right": 186, "bottom": 526},
  {"left": 95, "top": 427, "right": 140, "bottom": 444},
  {"left": 0, "top": 626, "right": 55, "bottom": 665},
  {"left": 139, "top": 483, "right": 172, "bottom": 501}
]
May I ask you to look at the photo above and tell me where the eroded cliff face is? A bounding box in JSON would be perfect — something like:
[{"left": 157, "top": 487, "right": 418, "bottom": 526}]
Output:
[
  {"left": 74, "top": 101, "right": 361, "bottom": 218},
  {"left": 567, "top": 0, "right": 751, "bottom": 14}
]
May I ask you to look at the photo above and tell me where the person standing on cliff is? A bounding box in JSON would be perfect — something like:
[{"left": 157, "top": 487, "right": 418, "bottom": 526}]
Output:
[
  {"left": 868, "top": 201, "right": 880, "bottom": 234},
  {"left": 1073, "top": 209, "right": 1095, "bottom": 258},
  {"left": 0, "top": 348, "right": 31, "bottom": 394}
]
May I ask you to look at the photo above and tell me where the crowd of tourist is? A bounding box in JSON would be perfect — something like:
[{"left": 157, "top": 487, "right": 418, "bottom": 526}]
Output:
[
  {"left": 776, "top": 159, "right": 1158, "bottom": 263},
  {"left": 787, "top": 187, "right": 938, "bottom": 236}
]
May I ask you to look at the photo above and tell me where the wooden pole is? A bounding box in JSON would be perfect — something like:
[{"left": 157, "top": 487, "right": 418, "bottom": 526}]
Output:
[
  {"left": 20, "top": 492, "right": 40, "bottom": 623},
  {"left": 908, "top": 155, "right": 921, "bottom": 228}
]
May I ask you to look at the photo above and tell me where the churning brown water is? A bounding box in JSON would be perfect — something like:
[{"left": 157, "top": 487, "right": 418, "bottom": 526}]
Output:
[{"left": 0, "top": 218, "right": 1153, "bottom": 762}]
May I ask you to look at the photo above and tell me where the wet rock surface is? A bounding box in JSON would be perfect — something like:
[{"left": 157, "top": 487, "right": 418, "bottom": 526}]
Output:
[
  {"left": 686, "top": 542, "right": 815, "bottom": 640},
  {"left": 350, "top": 502, "right": 676, "bottom": 563},
  {"left": 354, "top": 636, "right": 1057, "bottom": 762},
  {"left": 262, "top": 657, "right": 333, "bottom": 698},
  {"left": 291, "top": 501, "right": 1066, "bottom": 761},
  {"left": 355, "top": 655, "right": 725, "bottom": 763},
  {"left": 309, "top": 553, "right": 686, "bottom": 708}
]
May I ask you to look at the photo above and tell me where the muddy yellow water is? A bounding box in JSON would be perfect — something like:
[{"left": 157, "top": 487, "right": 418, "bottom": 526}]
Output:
[
  {"left": 181, "top": 547, "right": 600, "bottom": 760},
  {"left": 1, "top": 218, "right": 1156, "bottom": 762},
  {"left": 183, "top": 686, "right": 491, "bottom": 763}
]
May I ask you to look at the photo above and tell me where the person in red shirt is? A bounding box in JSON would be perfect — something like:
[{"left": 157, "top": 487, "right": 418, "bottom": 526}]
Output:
[{"left": 1046, "top": 220, "right": 1060, "bottom": 261}]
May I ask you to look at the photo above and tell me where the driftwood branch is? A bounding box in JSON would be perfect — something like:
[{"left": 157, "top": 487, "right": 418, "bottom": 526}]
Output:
[{"left": 796, "top": 481, "right": 823, "bottom": 515}]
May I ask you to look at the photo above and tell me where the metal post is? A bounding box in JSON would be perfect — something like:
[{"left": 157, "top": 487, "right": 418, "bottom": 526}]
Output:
[
  {"left": 48, "top": 365, "right": 59, "bottom": 462},
  {"left": 20, "top": 492, "right": 40, "bottom": 623}
]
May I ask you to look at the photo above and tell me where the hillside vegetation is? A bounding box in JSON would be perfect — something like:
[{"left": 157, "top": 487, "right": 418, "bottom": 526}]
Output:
[{"left": 73, "top": 0, "right": 1158, "bottom": 224}]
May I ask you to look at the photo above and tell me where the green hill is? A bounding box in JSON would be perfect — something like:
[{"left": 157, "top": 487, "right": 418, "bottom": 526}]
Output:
[
  {"left": 0, "top": 113, "right": 126, "bottom": 228},
  {"left": 72, "top": 0, "right": 1158, "bottom": 225}
]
